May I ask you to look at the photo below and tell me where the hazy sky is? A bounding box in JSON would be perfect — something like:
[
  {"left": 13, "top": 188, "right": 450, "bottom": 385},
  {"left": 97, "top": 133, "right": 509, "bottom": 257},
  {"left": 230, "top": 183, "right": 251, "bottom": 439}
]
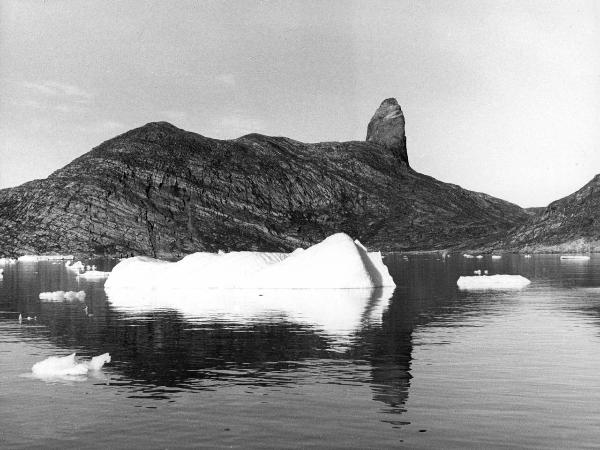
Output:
[{"left": 1, "top": 0, "right": 598, "bottom": 207}]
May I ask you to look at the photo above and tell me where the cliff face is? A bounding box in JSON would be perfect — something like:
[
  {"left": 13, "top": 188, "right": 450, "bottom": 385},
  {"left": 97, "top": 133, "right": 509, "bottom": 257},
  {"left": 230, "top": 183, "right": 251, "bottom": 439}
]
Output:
[
  {"left": 499, "top": 175, "right": 600, "bottom": 253},
  {"left": 0, "top": 99, "right": 529, "bottom": 257}
]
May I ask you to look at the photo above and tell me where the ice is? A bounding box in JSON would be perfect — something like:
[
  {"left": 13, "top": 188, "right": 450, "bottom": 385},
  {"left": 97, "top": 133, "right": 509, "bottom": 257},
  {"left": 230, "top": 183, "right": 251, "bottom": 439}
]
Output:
[
  {"left": 66, "top": 261, "right": 85, "bottom": 271},
  {"left": 457, "top": 274, "right": 531, "bottom": 290},
  {"left": 78, "top": 270, "right": 110, "bottom": 279},
  {"left": 105, "top": 233, "right": 395, "bottom": 290},
  {"left": 491, "top": 255, "right": 502, "bottom": 259},
  {"left": 39, "top": 290, "right": 86, "bottom": 301},
  {"left": 31, "top": 352, "right": 110, "bottom": 378},
  {"left": 0, "top": 257, "right": 16, "bottom": 264},
  {"left": 17, "top": 255, "right": 39, "bottom": 262},
  {"left": 463, "top": 254, "right": 474, "bottom": 259},
  {"left": 560, "top": 255, "right": 590, "bottom": 261}
]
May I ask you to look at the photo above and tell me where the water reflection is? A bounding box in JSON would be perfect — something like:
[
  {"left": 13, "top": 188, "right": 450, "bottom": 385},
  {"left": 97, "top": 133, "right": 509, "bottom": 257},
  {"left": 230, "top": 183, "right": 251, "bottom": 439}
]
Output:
[{"left": 4, "top": 254, "right": 600, "bottom": 447}]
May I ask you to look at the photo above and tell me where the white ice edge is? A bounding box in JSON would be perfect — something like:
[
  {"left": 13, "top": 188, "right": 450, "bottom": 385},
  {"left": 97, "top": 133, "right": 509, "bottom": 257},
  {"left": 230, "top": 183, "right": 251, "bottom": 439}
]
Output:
[{"left": 457, "top": 274, "right": 531, "bottom": 290}]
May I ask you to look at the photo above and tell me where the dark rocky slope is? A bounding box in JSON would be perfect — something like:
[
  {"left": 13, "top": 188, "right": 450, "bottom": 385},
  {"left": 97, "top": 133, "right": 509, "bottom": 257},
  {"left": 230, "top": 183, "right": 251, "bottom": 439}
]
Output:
[
  {"left": 0, "top": 98, "right": 529, "bottom": 258},
  {"left": 497, "top": 175, "right": 600, "bottom": 253}
]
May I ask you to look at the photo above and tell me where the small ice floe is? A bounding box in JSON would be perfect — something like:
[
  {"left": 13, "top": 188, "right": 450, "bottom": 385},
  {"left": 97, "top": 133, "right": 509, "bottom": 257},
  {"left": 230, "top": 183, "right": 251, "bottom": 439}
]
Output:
[
  {"left": 17, "top": 255, "right": 39, "bottom": 263},
  {"left": 473, "top": 269, "right": 482, "bottom": 275},
  {"left": 484, "top": 270, "right": 489, "bottom": 275},
  {"left": 66, "top": 261, "right": 85, "bottom": 271},
  {"left": 39, "top": 290, "right": 86, "bottom": 301},
  {"left": 32, "top": 353, "right": 110, "bottom": 379},
  {"left": 524, "top": 254, "right": 532, "bottom": 258},
  {"left": 78, "top": 270, "right": 110, "bottom": 279},
  {"left": 491, "top": 255, "right": 502, "bottom": 260},
  {"left": 560, "top": 255, "right": 590, "bottom": 261},
  {"left": 0, "top": 257, "right": 16, "bottom": 264},
  {"left": 463, "top": 254, "right": 474, "bottom": 259},
  {"left": 476, "top": 255, "right": 483, "bottom": 259},
  {"left": 457, "top": 274, "right": 531, "bottom": 290}
]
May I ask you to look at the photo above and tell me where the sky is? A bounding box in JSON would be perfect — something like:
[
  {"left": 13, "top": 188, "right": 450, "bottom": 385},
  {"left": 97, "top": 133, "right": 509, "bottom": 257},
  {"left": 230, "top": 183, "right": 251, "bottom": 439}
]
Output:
[{"left": 0, "top": 0, "right": 598, "bottom": 208}]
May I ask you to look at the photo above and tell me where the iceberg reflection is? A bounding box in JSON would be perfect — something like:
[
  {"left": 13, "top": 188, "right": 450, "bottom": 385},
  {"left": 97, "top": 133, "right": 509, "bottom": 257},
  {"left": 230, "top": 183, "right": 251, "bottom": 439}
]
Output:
[{"left": 106, "top": 287, "right": 395, "bottom": 339}]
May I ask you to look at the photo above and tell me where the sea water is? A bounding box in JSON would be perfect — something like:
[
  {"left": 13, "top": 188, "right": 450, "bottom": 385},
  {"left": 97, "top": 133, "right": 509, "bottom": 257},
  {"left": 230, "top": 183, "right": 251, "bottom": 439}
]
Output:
[{"left": 1, "top": 255, "right": 599, "bottom": 448}]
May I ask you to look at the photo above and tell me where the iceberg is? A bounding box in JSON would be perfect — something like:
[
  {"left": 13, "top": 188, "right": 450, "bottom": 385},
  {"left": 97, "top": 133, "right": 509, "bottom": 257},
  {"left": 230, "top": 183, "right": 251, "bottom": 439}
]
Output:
[
  {"left": 39, "top": 290, "right": 86, "bottom": 301},
  {"left": 105, "top": 233, "right": 395, "bottom": 290},
  {"left": 457, "top": 274, "right": 531, "bottom": 290},
  {"left": 31, "top": 353, "right": 110, "bottom": 378}
]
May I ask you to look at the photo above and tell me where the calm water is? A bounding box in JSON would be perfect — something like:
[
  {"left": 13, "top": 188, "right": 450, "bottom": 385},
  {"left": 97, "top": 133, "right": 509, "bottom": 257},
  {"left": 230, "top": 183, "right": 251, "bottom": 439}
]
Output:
[{"left": 1, "top": 255, "right": 600, "bottom": 448}]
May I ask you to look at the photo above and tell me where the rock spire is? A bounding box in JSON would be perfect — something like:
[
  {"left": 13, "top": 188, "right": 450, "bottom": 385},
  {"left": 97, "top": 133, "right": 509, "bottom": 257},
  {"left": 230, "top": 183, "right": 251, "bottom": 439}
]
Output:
[{"left": 366, "top": 98, "right": 408, "bottom": 166}]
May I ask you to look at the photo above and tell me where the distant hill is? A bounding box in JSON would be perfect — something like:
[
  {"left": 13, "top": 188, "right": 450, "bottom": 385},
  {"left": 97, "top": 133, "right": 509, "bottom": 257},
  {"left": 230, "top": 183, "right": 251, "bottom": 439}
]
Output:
[
  {"left": 499, "top": 175, "right": 600, "bottom": 253},
  {"left": 0, "top": 98, "right": 529, "bottom": 257}
]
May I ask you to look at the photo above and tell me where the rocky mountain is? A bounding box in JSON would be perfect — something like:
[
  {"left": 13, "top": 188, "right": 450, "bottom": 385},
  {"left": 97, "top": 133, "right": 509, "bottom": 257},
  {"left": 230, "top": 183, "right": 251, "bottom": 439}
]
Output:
[
  {"left": 498, "top": 175, "right": 600, "bottom": 253},
  {"left": 0, "top": 98, "right": 529, "bottom": 258}
]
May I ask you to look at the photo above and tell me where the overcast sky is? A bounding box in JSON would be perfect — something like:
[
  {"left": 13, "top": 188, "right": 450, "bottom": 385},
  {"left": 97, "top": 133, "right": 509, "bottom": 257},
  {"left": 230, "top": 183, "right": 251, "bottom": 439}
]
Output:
[{"left": 1, "top": 0, "right": 598, "bottom": 207}]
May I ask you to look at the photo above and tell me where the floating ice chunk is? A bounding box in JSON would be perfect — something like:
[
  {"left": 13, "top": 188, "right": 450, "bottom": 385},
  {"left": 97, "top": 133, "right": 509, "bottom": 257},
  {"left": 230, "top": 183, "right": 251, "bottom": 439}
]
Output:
[
  {"left": 560, "top": 255, "right": 590, "bottom": 261},
  {"left": 87, "top": 353, "right": 111, "bottom": 371},
  {"left": 0, "top": 257, "right": 16, "bottom": 264},
  {"left": 457, "top": 274, "right": 531, "bottom": 290},
  {"left": 105, "top": 233, "right": 395, "bottom": 290},
  {"left": 18, "top": 255, "right": 39, "bottom": 262},
  {"left": 463, "top": 254, "right": 474, "bottom": 259},
  {"left": 491, "top": 255, "right": 502, "bottom": 259},
  {"left": 39, "top": 290, "right": 86, "bottom": 301},
  {"left": 524, "top": 254, "right": 532, "bottom": 258},
  {"left": 66, "top": 261, "right": 85, "bottom": 271},
  {"left": 476, "top": 255, "right": 483, "bottom": 259},
  {"left": 78, "top": 270, "right": 110, "bottom": 279},
  {"left": 31, "top": 352, "right": 110, "bottom": 378},
  {"left": 473, "top": 269, "right": 481, "bottom": 275}
]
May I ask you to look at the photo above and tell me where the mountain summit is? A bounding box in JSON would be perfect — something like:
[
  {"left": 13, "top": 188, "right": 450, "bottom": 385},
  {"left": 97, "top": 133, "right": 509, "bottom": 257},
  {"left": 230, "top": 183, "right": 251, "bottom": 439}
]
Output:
[{"left": 0, "top": 99, "right": 528, "bottom": 257}]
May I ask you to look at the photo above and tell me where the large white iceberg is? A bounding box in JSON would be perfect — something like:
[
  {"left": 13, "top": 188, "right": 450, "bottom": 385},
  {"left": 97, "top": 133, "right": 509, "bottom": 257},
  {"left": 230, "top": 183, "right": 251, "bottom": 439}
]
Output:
[
  {"left": 457, "top": 274, "right": 531, "bottom": 290},
  {"left": 32, "top": 353, "right": 110, "bottom": 378},
  {"left": 105, "top": 233, "right": 395, "bottom": 290}
]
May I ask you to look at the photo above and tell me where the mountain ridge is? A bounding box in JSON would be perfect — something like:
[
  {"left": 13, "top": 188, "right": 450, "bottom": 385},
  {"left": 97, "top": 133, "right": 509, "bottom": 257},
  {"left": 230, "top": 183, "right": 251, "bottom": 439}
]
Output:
[{"left": 0, "top": 99, "right": 529, "bottom": 257}]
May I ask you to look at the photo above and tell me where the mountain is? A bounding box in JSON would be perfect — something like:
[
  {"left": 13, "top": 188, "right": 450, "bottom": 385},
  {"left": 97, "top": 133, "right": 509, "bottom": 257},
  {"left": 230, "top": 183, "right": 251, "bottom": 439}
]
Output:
[
  {"left": 498, "top": 175, "right": 600, "bottom": 252},
  {"left": 0, "top": 98, "right": 529, "bottom": 258}
]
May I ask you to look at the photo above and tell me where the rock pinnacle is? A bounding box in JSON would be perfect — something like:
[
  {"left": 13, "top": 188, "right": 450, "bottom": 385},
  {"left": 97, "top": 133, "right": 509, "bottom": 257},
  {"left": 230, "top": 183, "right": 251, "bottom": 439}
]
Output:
[{"left": 366, "top": 98, "right": 409, "bottom": 166}]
